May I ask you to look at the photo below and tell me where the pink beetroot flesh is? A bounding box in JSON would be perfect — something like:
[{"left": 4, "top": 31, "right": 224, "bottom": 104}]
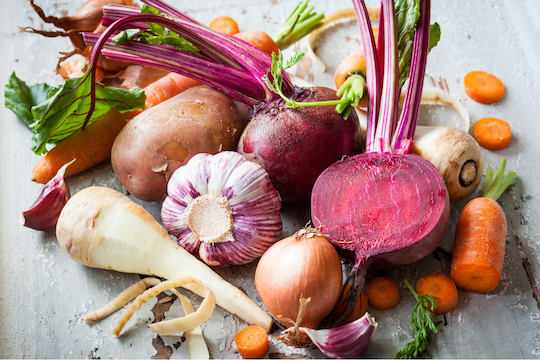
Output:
[
  {"left": 237, "top": 86, "right": 363, "bottom": 204},
  {"left": 311, "top": 152, "right": 450, "bottom": 325}
]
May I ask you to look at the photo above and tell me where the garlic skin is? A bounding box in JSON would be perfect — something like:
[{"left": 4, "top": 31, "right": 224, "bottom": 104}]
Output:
[
  {"left": 301, "top": 313, "right": 378, "bottom": 359},
  {"left": 161, "top": 152, "right": 282, "bottom": 267},
  {"left": 22, "top": 160, "right": 74, "bottom": 231}
]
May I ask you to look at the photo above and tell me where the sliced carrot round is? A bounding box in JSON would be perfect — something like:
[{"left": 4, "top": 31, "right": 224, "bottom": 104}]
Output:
[
  {"left": 366, "top": 277, "right": 401, "bottom": 310},
  {"left": 464, "top": 71, "right": 505, "bottom": 104},
  {"left": 235, "top": 325, "right": 269, "bottom": 359},
  {"left": 416, "top": 272, "right": 458, "bottom": 314},
  {"left": 335, "top": 285, "right": 369, "bottom": 323},
  {"left": 473, "top": 117, "right": 512, "bottom": 150}
]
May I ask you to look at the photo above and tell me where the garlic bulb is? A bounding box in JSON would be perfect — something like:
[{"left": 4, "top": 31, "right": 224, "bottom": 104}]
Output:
[{"left": 161, "top": 151, "right": 282, "bottom": 267}]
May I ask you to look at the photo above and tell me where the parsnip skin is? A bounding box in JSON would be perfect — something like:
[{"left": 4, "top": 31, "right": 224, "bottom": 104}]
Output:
[{"left": 56, "top": 186, "right": 272, "bottom": 332}]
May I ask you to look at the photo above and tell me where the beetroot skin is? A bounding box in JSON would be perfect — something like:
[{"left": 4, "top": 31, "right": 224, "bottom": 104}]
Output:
[
  {"left": 237, "top": 86, "right": 363, "bottom": 204},
  {"left": 311, "top": 152, "right": 450, "bottom": 325}
]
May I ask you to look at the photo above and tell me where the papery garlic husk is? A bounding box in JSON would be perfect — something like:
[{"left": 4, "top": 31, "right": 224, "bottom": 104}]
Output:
[
  {"left": 161, "top": 151, "right": 282, "bottom": 267},
  {"left": 22, "top": 159, "right": 74, "bottom": 231},
  {"left": 301, "top": 312, "right": 377, "bottom": 359}
]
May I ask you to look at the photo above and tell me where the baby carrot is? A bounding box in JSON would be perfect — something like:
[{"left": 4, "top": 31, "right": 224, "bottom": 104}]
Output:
[
  {"left": 464, "top": 71, "right": 505, "bottom": 104},
  {"left": 235, "top": 31, "right": 280, "bottom": 56},
  {"left": 209, "top": 16, "right": 240, "bottom": 35},
  {"left": 473, "top": 117, "right": 512, "bottom": 151},
  {"left": 450, "top": 158, "right": 516, "bottom": 293},
  {"left": 235, "top": 325, "right": 269, "bottom": 359},
  {"left": 31, "top": 73, "right": 202, "bottom": 184},
  {"left": 415, "top": 272, "right": 458, "bottom": 314},
  {"left": 366, "top": 277, "right": 401, "bottom": 311}
]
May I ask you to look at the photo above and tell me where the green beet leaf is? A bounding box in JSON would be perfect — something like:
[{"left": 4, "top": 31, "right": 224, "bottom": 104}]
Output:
[
  {"left": 30, "top": 70, "right": 145, "bottom": 155},
  {"left": 4, "top": 72, "right": 53, "bottom": 130}
]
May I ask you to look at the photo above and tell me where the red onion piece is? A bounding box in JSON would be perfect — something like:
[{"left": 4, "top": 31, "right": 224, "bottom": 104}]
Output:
[{"left": 22, "top": 159, "right": 74, "bottom": 231}]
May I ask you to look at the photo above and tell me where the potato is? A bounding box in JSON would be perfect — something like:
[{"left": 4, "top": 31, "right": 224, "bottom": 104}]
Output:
[{"left": 111, "top": 85, "right": 249, "bottom": 202}]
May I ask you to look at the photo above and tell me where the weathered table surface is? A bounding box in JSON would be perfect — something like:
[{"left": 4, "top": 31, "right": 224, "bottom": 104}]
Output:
[{"left": 2, "top": 0, "right": 540, "bottom": 358}]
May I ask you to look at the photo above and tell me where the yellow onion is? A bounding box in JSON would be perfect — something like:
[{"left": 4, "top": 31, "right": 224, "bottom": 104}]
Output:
[{"left": 254, "top": 228, "right": 342, "bottom": 332}]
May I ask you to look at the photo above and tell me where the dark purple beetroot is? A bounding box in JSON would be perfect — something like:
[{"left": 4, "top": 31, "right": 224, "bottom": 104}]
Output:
[
  {"left": 237, "top": 86, "right": 363, "bottom": 204},
  {"left": 311, "top": 152, "right": 450, "bottom": 325}
]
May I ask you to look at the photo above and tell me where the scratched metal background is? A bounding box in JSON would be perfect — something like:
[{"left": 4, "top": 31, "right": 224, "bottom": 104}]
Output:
[{"left": 1, "top": 0, "right": 540, "bottom": 358}]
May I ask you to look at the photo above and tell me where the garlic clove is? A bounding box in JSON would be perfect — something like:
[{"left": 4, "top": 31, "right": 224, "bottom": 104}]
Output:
[
  {"left": 21, "top": 159, "right": 74, "bottom": 231},
  {"left": 162, "top": 152, "right": 282, "bottom": 267},
  {"left": 300, "top": 312, "right": 378, "bottom": 359}
]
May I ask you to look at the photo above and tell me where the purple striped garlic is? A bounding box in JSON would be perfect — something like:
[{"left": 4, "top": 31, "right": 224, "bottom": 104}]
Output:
[{"left": 161, "top": 151, "right": 282, "bottom": 267}]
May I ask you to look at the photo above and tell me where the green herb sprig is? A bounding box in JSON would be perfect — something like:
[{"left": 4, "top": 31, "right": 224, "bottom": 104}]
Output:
[
  {"left": 396, "top": 279, "right": 442, "bottom": 359},
  {"left": 112, "top": 5, "right": 199, "bottom": 54},
  {"left": 263, "top": 51, "right": 357, "bottom": 119}
]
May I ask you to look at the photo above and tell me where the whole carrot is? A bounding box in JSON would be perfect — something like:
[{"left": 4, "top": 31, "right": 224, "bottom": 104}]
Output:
[{"left": 450, "top": 158, "right": 516, "bottom": 293}]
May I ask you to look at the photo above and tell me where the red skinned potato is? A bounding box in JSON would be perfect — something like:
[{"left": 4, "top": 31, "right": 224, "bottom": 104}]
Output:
[{"left": 111, "top": 85, "right": 249, "bottom": 202}]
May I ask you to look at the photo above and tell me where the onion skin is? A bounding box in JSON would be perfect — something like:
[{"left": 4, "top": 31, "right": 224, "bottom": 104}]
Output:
[
  {"left": 238, "top": 86, "right": 363, "bottom": 204},
  {"left": 254, "top": 229, "right": 343, "bottom": 330}
]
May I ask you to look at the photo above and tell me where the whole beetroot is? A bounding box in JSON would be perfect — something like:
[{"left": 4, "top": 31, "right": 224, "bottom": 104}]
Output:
[{"left": 238, "top": 86, "right": 363, "bottom": 204}]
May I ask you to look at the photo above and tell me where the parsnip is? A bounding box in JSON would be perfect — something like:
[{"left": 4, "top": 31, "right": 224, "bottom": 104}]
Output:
[
  {"left": 56, "top": 186, "right": 272, "bottom": 332},
  {"left": 412, "top": 126, "right": 484, "bottom": 202}
]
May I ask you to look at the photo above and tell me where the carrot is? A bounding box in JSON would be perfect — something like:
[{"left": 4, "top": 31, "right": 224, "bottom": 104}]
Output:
[
  {"left": 31, "top": 109, "right": 131, "bottom": 184},
  {"left": 31, "top": 73, "right": 202, "bottom": 184},
  {"left": 334, "top": 28, "right": 378, "bottom": 108},
  {"left": 473, "top": 117, "right": 512, "bottom": 151},
  {"left": 235, "top": 325, "right": 269, "bottom": 359},
  {"left": 365, "top": 277, "right": 400, "bottom": 311},
  {"left": 235, "top": 31, "right": 280, "bottom": 56},
  {"left": 209, "top": 16, "right": 240, "bottom": 35},
  {"left": 142, "top": 72, "right": 202, "bottom": 110},
  {"left": 450, "top": 158, "right": 516, "bottom": 293},
  {"left": 464, "top": 71, "right": 505, "bottom": 104},
  {"left": 415, "top": 272, "right": 458, "bottom": 314},
  {"left": 336, "top": 285, "right": 369, "bottom": 323}
]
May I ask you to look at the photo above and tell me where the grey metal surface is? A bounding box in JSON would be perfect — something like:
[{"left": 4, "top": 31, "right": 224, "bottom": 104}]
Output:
[{"left": 1, "top": 0, "right": 540, "bottom": 358}]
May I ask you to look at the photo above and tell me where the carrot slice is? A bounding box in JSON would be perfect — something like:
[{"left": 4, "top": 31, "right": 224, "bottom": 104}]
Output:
[
  {"left": 235, "top": 325, "right": 269, "bottom": 359},
  {"left": 416, "top": 272, "right": 458, "bottom": 314},
  {"left": 366, "top": 277, "right": 401, "bottom": 311},
  {"left": 464, "top": 71, "right": 505, "bottom": 104},
  {"left": 209, "top": 16, "right": 240, "bottom": 35},
  {"left": 335, "top": 285, "right": 369, "bottom": 323},
  {"left": 473, "top": 117, "right": 511, "bottom": 151}
]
